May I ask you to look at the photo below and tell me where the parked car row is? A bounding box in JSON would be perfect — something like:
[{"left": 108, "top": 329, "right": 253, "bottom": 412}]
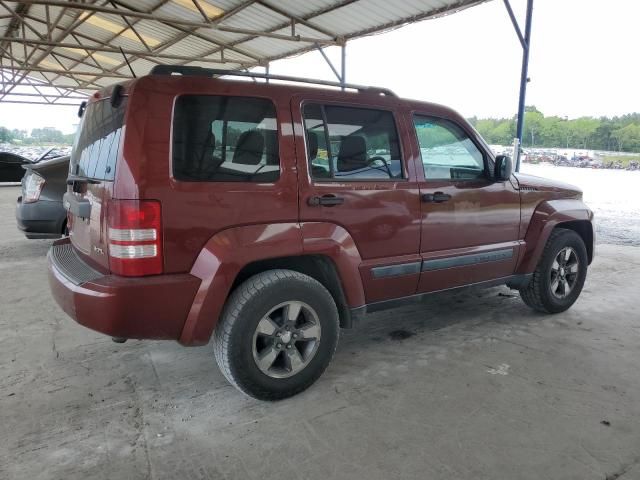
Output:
[
  {"left": 0, "top": 147, "right": 69, "bottom": 183},
  {"left": 15, "top": 155, "right": 69, "bottom": 239}
]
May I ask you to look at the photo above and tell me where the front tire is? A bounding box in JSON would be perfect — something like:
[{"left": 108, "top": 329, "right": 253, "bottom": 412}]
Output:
[
  {"left": 213, "top": 269, "right": 339, "bottom": 400},
  {"left": 519, "top": 228, "right": 588, "bottom": 313}
]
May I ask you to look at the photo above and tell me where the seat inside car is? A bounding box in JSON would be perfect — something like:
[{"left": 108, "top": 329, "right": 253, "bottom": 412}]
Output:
[
  {"left": 233, "top": 130, "right": 264, "bottom": 165},
  {"left": 337, "top": 135, "right": 368, "bottom": 172},
  {"left": 307, "top": 131, "right": 319, "bottom": 161}
]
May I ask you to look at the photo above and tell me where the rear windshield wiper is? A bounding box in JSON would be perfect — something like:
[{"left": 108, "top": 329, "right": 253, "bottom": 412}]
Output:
[{"left": 67, "top": 174, "right": 101, "bottom": 185}]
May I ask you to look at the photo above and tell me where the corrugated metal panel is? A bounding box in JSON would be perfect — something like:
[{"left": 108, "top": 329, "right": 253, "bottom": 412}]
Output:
[
  {"left": 1, "top": 0, "right": 485, "bottom": 103},
  {"left": 222, "top": 3, "right": 289, "bottom": 31},
  {"left": 194, "top": 25, "right": 248, "bottom": 44}
]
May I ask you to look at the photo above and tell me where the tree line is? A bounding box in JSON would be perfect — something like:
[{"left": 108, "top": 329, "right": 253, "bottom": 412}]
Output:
[
  {"left": 3, "top": 108, "right": 640, "bottom": 153},
  {"left": 0, "top": 127, "right": 75, "bottom": 145},
  {"left": 467, "top": 107, "right": 640, "bottom": 153}
]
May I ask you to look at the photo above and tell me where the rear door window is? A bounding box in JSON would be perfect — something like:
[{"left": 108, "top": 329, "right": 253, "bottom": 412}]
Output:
[
  {"left": 172, "top": 95, "right": 280, "bottom": 182},
  {"left": 70, "top": 98, "right": 127, "bottom": 181},
  {"left": 303, "top": 104, "right": 403, "bottom": 180}
]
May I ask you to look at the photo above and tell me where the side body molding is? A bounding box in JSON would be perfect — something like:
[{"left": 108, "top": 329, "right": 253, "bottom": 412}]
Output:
[
  {"left": 516, "top": 199, "right": 594, "bottom": 274},
  {"left": 179, "top": 222, "right": 365, "bottom": 346}
]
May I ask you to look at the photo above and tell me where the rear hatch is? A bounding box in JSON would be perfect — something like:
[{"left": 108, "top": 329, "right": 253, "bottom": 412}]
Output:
[{"left": 67, "top": 92, "right": 127, "bottom": 273}]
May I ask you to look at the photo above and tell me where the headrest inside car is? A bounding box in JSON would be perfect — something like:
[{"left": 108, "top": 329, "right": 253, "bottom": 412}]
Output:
[{"left": 337, "top": 136, "right": 367, "bottom": 172}]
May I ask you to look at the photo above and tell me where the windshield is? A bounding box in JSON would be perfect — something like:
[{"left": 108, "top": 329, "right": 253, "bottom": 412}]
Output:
[{"left": 70, "top": 97, "right": 127, "bottom": 181}]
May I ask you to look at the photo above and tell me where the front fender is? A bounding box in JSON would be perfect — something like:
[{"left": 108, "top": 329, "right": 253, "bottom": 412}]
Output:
[{"left": 516, "top": 199, "right": 594, "bottom": 274}]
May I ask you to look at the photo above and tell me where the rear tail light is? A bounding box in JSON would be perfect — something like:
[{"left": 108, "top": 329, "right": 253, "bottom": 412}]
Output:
[
  {"left": 107, "top": 200, "right": 162, "bottom": 276},
  {"left": 23, "top": 172, "right": 45, "bottom": 203}
]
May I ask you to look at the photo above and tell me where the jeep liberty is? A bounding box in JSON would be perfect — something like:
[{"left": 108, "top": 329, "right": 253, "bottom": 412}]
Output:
[{"left": 48, "top": 66, "right": 594, "bottom": 400}]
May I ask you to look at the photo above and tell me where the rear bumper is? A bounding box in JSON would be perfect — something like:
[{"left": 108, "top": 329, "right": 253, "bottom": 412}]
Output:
[
  {"left": 16, "top": 198, "right": 65, "bottom": 238},
  {"left": 48, "top": 238, "right": 200, "bottom": 341}
]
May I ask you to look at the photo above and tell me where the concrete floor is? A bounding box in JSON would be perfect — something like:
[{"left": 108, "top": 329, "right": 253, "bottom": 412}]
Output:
[{"left": 1, "top": 184, "right": 640, "bottom": 480}]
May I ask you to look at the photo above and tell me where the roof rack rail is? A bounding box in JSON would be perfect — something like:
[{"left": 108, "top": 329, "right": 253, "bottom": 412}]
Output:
[{"left": 149, "top": 65, "right": 396, "bottom": 97}]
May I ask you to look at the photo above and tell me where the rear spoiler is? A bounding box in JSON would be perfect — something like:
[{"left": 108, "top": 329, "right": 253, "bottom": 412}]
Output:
[{"left": 23, "top": 155, "right": 70, "bottom": 171}]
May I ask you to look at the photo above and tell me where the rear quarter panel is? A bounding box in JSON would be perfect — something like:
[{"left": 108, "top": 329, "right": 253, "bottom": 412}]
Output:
[{"left": 119, "top": 76, "right": 299, "bottom": 274}]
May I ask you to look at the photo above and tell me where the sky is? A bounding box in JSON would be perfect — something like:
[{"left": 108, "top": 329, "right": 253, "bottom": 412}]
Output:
[{"left": 0, "top": 0, "right": 638, "bottom": 135}]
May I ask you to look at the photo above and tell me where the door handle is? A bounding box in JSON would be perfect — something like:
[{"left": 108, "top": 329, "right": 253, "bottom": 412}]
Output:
[
  {"left": 421, "top": 192, "right": 451, "bottom": 203},
  {"left": 308, "top": 195, "right": 345, "bottom": 207}
]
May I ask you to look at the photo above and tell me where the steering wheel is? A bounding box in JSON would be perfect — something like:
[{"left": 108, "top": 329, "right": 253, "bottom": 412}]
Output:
[{"left": 366, "top": 155, "right": 393, "bottom": 177}]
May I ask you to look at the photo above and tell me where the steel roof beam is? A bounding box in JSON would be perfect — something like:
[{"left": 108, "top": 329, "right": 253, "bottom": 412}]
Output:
[
  {"left": 0, "top": 0, "right": 488, "bottom": 104},
  {"left": 256, "top": 1, "right": 337, "bottom": 40},
  {"left": 1, "top": 91, "right": 86, "bottom": 99},
  {"left": 0, "top": 79, "right": 92, "bottom": 90},
  {"left": 17, "top": 0, "right": 339, "bottom": 44},
  {"left": 59, "top": 0, "right": 258, "bottom": 91},
  {"left": 502, "top": 0, "right": 526, "bottom": 49},
  {"left": 0, "top": 43, "right": 108, "bottom": 90},
  {"left": 0, "top": 36, "right": 245, "bottom": 64},
  {"left": 155, "top": 0, "right": 358, "bottom": 72},
  {"left": 0, "top": 99, "right": 83, "bottom": 105},
  {"left": 315, "top": 44, "right": 342, "bottom": 83},
  {"left": 2, "top": 64, "right": 130, "bottom": 78},
  {"left": 501, "top": 0, "right": 534, "bottom": 171},
  {"left": 0, "top": 1, "right": 35, "bottom": 49},
  {"left": 211, "top": 0, "right": 256, "bottom": 25},
  {"left": 48, "top": 0, "right": 174, "bottom": 91},
  {"left": 190, "top": 0, "right": 210, "bottom": 23},
  {"left": 109, "top": 0, "right": 153, "bottom": 52},
  {"left": 0, "top": 2, "right": 89, "bottom": 99},
  {"left": 109, "top": 0, "right": 261, "bottom": 62}
]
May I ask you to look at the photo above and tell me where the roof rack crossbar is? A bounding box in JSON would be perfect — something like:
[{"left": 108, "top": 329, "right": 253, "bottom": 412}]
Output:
[{"left": 150, "top": 65, "right": 396, "bottom": 97}]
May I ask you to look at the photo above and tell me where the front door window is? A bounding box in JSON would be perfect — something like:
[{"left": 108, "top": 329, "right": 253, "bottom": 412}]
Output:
[{"left": 413, "top": 115, "right": 485, "bottom": 181}]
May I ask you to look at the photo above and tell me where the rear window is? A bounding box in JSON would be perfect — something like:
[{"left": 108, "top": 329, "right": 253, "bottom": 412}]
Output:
[
  {"left": 172, "top": 95, "right": 280, "bottom": 182},
  {"left": 70, "top": 98, "right": 126, "bottom": 181}
]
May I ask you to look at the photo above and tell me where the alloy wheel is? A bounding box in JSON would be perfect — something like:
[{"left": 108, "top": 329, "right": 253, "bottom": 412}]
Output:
[
  {"left": 252, "top": 301, "right": 322, "bottom": 379},
  {"left": 550, "top": 246, "right": 579, "bottom": 299}
]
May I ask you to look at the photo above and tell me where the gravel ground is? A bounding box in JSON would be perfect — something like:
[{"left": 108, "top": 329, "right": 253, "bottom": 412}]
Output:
[
  {"left": 1, "top": 184, "right": 640, "bottom": 480},
  {"left": 521, "top": 164, "right": 640, "bottom": 246}
]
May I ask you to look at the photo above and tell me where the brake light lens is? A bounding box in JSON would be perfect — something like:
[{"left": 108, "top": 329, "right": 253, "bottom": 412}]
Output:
[
  {"left": 23, "top": 172, "right": 45, "bottom": 203},
  {"left": 107, "top": 200, "right": 162, "bottom": 276}
]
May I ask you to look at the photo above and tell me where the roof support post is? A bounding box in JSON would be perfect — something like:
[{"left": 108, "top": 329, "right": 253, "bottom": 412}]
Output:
[
  {"left": 315, "top": 43, "right": 343, "bottom": 85},
  {"left": 340, "top": 42, "right": 346, "bottom": 90},
  {"left": 504, "top": 0, "right": 534, "bottom": 171}
]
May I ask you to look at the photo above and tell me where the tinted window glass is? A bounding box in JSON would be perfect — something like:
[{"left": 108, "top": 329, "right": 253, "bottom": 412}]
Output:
[
  {"left": 303, "top": 104, "right": 403, "bottom": 180},
  {"left": 414, "top": 116, "right": 485, "bottom": 180},
  {"left": 173, "top": 96, "right": 279, "bottom": 182},
  {"left": 70, "top": 98, "right": 126, "bottom": 181}
]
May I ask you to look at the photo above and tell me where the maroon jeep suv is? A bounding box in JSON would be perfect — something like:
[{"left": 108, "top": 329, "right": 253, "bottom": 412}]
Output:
[{"left": 49, "top": 66, "right": 594, "bottom": 400}]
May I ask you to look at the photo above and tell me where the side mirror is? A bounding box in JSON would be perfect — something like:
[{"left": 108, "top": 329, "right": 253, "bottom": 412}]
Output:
[
  {"left": 77, "top": 101, "right": 87, "bottom": 118},
  {"left": 494, "top": 155, "right": 513, "bottom": 181}
]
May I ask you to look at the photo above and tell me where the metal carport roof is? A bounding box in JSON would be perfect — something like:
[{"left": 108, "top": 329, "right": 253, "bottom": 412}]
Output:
[{"left": 0, "top": 0, "right": 487, "bottom": 104}]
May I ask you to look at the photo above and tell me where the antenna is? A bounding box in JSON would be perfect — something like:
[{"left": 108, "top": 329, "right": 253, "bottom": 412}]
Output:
[{"left": 119, "top": 47, "right": 136, "bottom": 78}]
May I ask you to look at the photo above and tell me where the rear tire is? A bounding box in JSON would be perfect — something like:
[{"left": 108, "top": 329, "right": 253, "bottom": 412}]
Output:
[
  {"left": 519, "top": 228, "right": 588, "bottom": 313},
  {"left": 213, "top": 269, "right": 339, "bottom": 400}
]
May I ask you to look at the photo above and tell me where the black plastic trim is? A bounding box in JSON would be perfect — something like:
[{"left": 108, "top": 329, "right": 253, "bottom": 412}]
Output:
[
  {"left": 48, "top": 242, "right": 103, "bottom": 286},
  {"left": 348, "top": 274, "right": 533, "bottom": 323},
  {"left": 371, "top": 261, "right": 421, "bottom": 279},
  {"left": 62, "top": 192, "right": 91, "bottom": 218},
  {"left": 422, "top": 248, "right": 514, "bottom": 272}
]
